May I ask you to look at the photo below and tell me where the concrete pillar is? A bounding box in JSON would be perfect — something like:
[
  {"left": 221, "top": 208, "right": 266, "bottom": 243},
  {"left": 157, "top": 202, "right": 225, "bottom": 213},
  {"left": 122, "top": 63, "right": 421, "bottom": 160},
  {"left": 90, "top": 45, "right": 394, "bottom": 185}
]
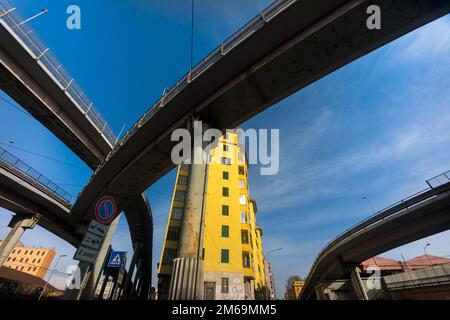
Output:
[
  {"left": 122, "top": 242, "right": 142, "bottom": 300},
  {"left": 98, "top": 275, "right": 109, "bottom": 300},
  {"left": 169, "top": 119, "right": 208, "bottom": 300},
  {"left": 349, "top": 265, "right": 368, "bottom": 300},
  {"left": 0, "top": 213, "right": 40, "bottom": 266},
  {"left": 314, "top": 283, "right": 326, "bottom": 300},
  {"left": 63, "top": 214, "right": 120, "bottom": 300}
]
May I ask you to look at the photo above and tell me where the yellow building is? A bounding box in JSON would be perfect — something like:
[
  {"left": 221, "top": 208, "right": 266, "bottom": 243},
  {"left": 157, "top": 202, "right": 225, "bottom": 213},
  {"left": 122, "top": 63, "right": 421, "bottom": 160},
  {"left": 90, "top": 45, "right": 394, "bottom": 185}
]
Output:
[
  {"left": 0, "top": 241, "right": 55, "bottom": 279},
  {"left": 293, "top": 280, "right": 305, "bottom": 299},
  {"left": 157, "top": 132, "right": 266, "bottom": 300}
]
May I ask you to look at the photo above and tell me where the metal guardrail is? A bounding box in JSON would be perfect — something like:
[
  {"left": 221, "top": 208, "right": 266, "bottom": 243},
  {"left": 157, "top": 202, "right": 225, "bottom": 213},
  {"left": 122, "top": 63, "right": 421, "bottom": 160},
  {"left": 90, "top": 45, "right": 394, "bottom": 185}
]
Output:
[
  {"left": 77, "top": 0, "right": 299, "bottom": 198},
  {"left": 426, "top": 170, "right": 450, "bottom": 188},
  {"left": 102, "top": 0, "right": 297, "bottom": 158},
  {"left": 301, "top": 171, "right": 450, "bottom": 297},
  {"left": 0, "top": 146, "right": 73, "bottom": 206},
  {"left": 0, "top": 0, "right": 117, "bottom": 147}
]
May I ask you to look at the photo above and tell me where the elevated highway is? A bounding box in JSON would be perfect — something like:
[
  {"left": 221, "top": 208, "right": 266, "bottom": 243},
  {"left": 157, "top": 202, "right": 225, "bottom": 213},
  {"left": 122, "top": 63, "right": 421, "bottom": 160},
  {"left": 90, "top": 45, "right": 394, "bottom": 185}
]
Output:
[
  {"left": 0, "top": 146, "right": 79, "bottom": 246},
  {"left": 0, "top": 0, "right": 116, "bottom": 169},
  {"left": 70, "top": 0, "right": 450, "bottom": 224},
  {"left": 300, "top": 174, "right": 450, "bottom": 300},
  {"left": 0, "top": 1, "right": 154, "bottom": 298}
]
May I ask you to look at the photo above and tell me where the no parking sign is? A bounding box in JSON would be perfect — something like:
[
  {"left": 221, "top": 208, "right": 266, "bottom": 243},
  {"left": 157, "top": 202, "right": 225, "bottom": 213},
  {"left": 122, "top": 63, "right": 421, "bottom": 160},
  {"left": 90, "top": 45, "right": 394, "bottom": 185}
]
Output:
[{"left": 95, "top": 195, "right": 117, "bottom": 224}]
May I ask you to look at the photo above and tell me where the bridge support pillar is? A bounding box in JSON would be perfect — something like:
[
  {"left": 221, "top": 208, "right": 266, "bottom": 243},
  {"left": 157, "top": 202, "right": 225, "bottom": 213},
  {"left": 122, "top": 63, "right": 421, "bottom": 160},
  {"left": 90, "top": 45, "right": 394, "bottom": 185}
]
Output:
[
  {"left": 314, "top": 283, "right": 326, "bottom": 300},
  {"left": 348, "top": 265, "right": 368, "bottom": 300},
  {"left": 63, "top": 214, "right": 119, "bottom": 300},
  {"left": 169, "top": 119, "right": 208, "bottom": 300},
  {"left": 0, "top": 213, "right": 40, "bottom": 266}
]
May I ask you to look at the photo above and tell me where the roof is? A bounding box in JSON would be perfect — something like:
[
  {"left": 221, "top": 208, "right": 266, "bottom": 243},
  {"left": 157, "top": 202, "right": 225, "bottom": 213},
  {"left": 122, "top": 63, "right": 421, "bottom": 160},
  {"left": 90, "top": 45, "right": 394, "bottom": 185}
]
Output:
[
  {"left": 0, "top": 266, "right": 58, "bottom": 290},
  {"left": 362, "top": 257, "right": 403, "bottom": 271},
  {"left": 406, "top": 254, "right": 450, "bottom": 269}
]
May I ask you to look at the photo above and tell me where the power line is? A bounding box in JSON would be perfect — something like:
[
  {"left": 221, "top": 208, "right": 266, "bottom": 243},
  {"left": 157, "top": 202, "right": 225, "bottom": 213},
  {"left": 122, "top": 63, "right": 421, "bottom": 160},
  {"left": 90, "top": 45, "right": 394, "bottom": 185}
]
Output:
[
  {"left": 0, "top": 95, "right": 34, "bottom": 119},
  {"left": 0, "top": 142, "right": 91, "bottom": 172}
]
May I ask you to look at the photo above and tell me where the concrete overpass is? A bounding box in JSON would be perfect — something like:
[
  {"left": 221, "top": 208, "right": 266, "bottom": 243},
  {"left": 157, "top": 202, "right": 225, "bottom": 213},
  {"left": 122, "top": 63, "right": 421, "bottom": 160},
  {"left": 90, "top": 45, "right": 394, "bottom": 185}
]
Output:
[
  {"left": 300, "top": 176, "right": 450, "bottom": 300},
  {"left": 0, "top": 146, "right": 153, "bottom": 299},
  {"left": 0, "top": 0, "right": 116, "bottom": 169},
  {"left": 0, "top": 146, "right": 79, "bottom": 252},
  {"left": 70, "top": 0, "right": 450, "bottom": 224},
  {"left": 0, "top": 1, "right": 154, "bottom": 298}
]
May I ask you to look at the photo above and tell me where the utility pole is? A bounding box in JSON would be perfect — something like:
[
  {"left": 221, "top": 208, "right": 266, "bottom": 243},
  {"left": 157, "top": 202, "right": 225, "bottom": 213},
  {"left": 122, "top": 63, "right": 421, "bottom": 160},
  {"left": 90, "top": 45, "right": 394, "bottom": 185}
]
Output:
[{"left": 38, "top": 254, "right": 67, "bottom": 300}]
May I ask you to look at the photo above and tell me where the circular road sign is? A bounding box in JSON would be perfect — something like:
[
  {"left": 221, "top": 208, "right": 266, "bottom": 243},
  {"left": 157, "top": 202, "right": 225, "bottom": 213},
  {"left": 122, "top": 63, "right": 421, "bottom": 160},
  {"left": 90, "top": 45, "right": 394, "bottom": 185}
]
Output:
[{"left": 95, "top": 195, "right": 117, "bottom": 224}]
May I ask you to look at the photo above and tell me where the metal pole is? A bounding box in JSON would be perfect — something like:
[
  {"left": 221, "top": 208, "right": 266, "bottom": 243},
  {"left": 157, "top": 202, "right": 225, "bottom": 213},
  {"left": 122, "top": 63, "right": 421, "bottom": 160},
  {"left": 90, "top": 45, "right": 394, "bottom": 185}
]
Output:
[
  {"left": 38, "top": 254, "right": 67, "bottom": 300},
  {"left": 263, "top": 248, "right": 282, "bottom": 300},
  {"left": 19, "top": 9, "right": 48, "bottom": 25},
  {"left": 362, "top": 197, "right": 376, "bottom": 214}
]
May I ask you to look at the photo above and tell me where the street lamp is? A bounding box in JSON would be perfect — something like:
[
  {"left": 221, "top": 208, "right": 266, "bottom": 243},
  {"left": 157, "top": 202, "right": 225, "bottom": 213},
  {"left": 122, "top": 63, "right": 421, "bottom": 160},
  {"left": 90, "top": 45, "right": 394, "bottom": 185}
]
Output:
[
  {"left": 19, "top": 8, "right": 48, "bottom": 25},
  {"left": 263, "top": 248, "right": 282, "bottom": 300},
  {"left": 424, "top": 243, "right": 434, "bottom": 266},
  {"left": 38, "top": 254, "right": 67, "bottom": 300},
  {"left": 362, "top": 196, "right": 376, "bottom": 214}
]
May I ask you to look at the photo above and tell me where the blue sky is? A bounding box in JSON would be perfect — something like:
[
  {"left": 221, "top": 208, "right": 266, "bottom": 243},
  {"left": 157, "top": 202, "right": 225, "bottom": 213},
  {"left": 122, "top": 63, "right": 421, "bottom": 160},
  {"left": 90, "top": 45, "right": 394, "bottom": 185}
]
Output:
[{"left": 1, "top": 1, "right": 450, "bottom": 296}]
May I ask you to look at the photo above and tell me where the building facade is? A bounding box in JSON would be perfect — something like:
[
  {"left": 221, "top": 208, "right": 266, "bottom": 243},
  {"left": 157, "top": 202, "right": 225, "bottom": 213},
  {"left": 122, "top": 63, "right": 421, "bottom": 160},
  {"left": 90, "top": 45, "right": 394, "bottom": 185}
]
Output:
[
  {"left": 0, "top": 241, "right": 55, "bottom": 279},
  {"left": 264, "top": 260, "right": 276, "bottom": 299},
  {"left": 157, "top": 132, "right": 266, "bottom": 300}
]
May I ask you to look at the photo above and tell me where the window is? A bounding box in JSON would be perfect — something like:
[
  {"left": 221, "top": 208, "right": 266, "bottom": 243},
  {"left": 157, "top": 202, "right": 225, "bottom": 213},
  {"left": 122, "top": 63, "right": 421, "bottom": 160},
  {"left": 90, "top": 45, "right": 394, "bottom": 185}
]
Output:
[
  {"left": 238, "top": 179, "right": 245, "bottom": 189},
  {"left": 222, "top": 205, "right": 229, "bottom": 216},
  {"left": 175, "top": 190, "right": 186, "bottom": 201},
  {"left": 178, "top": 175, "right": 188, "bottom": 185},
  {"left": 242, "top": 252, "right": 251, "bottom": 268},
  {"left": 221, "top": 157, "right": 231, "bottom": 165},
  {"left": 167, "top": 226, "right": 180, "bottom": 241},
  {"left": 162, "top": 249, "right": 177, "bottom": 265},
  {"left": 223, "top": 144, "right": 229, "bottom": 152},
  {"left": 28, "top": 267, "right": 31, "bottom": 271},
  {"left": 221, "top": 278, "right": 229, "bottom": 294},
  {"left": 172, "top": 207, "right": 183, "bottom": 220},
  {"left": 42, "top": 251, "right": 45, "bottom": 256},
  {"left": 32, "top": 259, "right": 36, "bottom": 263},
  {"left": 239, "top": 194, "right": 247, "bottom": 205},
  {"left": 238, "top": 166, "right": 245, "bottom": 175},
  {"left": 221, "top": 249, "right": 229, "bottom": 263},
  {"left": 240, "top": 211, "right": 247, "bottom": 223},
  {"left": 241, "top": 230, "right": 249, "bottom": 244},
  {"left": 24, "top": 250, "right": 28, "bottom": 255},
  {"left": 222, "top": 171, "right": 229, "bottom": 180},
  {"left": 222, "top": 187, "right": 229, "bottom": 197},
  {"left": 221, "top": 225, "right": 229, "bottom": 238}
]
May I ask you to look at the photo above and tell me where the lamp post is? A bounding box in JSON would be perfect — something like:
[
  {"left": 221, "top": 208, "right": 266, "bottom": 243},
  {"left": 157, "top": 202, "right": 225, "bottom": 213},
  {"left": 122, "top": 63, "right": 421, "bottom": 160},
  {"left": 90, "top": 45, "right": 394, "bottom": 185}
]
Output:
[
  {"left": 263, "top": 248, "right": 282, "bottom": 300},
  {"left": 424, "top": 243, "right": 434, "bottom": 266},
  {"left": 38, "top": 254, "right": 67, "bottom": 300},
  {"left": 362, "top": 196, "right": 376, "bottom": 214},
  {"left": 19, "top": 8, "right": 48, "bottom": 25}
]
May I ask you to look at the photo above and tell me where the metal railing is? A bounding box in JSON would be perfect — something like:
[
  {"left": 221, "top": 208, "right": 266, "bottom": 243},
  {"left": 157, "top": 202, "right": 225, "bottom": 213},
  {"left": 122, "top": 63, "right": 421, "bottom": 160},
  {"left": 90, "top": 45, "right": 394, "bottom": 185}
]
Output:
[
  {"left": 426, "top": 170, "right": 450, "bottom": 188},
  {"left": 301, "top": 171, "right": 450, "bottom": 297},
  {"left": 0, "top": 146, "right": 73, "bottom": 206},
  {"left": 97, "top": 0, "right": 298, "bottom": 163},
  {"left": 0, "top": 0, "right": 117, "bottom": 146}
]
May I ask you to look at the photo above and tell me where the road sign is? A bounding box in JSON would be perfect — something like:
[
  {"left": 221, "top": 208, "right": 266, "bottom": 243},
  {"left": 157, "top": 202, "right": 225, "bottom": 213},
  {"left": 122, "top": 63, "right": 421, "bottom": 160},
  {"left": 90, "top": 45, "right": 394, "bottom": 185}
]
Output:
[
  {"left": 73, "top": 220, "right": 109, "bottom": 264},
  {"left": 107, "top": 251, "right": 127, "bottom": 269},
  {"left": 74, "top": 246, "right": 98, "bottom": 264},
  {"left": 95, "top": 195, "right": 117, "bottom": 224},
  {"left": 80, "top": 232, "right": 103, "bottom": 250},
  {"left": 87, "top": 220, "right": 109, "bottom": 238}
]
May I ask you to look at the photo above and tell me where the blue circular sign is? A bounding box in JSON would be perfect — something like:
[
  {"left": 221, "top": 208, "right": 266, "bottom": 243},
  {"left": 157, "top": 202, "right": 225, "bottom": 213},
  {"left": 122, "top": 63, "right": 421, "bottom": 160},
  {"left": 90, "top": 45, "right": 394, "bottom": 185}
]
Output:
[{"left": 95, "top": 195, "right": 117, "bottom": 224}]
